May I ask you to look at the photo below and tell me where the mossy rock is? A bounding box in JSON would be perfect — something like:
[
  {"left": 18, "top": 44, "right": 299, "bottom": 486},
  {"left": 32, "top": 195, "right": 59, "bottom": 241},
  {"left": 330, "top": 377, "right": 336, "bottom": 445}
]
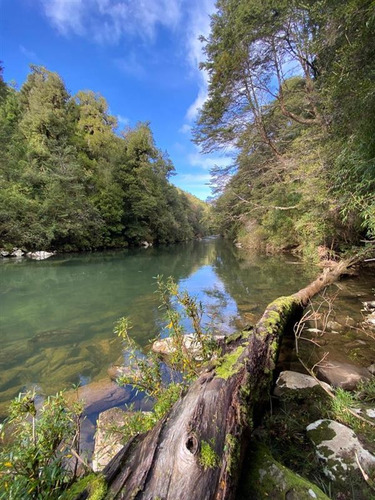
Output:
[
  {"left": 60, "top": 473, "right": 107, "bottom": 500},
  {"left": 237, "top": 443, "right": 330, "bottom": 500}
]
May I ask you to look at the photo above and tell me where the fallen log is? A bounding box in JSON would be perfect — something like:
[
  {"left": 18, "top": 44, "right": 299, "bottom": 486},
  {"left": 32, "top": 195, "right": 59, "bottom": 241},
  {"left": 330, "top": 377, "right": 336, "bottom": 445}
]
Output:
[{"left": 85, "top": 259, "right": 359, "bottom": 499}]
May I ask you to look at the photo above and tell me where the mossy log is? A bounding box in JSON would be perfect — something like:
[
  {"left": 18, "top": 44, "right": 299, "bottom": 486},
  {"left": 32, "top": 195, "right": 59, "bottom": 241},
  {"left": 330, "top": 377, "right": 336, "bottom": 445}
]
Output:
[{"left": 89, "top": 260, "right": 355, "bottom": 500}]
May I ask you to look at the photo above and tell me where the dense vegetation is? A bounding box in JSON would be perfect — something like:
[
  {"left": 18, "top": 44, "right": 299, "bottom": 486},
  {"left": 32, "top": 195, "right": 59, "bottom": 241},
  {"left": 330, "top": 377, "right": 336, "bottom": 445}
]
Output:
[
  {"left": 195, "top": 0, "right": 375, "bottom": 257},
  {"left": 0, "top": 65, "right": 210, "bottom": 252}
]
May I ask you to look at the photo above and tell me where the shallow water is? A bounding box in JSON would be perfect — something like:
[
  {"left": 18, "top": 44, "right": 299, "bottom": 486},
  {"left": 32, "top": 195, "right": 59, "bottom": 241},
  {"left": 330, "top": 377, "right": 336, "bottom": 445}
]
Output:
[
  {"left": 0, "top": 237, "right": 316, "bottom": 415},
  {"left": 1, "top": 238, "right": 374, "bottom": 420}
]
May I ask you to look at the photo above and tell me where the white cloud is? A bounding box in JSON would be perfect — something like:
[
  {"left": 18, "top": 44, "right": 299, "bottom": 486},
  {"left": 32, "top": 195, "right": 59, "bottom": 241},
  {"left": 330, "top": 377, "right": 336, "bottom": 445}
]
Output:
[
  {"left": 114, "top": 54, "right": 146, "bottom": 78},
  {"left": 188, "top": 151, "right": 233, "bottom": 171},
  {"left": 179, "top": 123, "right": 192, "bottom": 134},
  {"left": 117, "top": 114, "right": 129, "bottom": 126},
  {"left": 40, "top": 0, "right": 183, "bottom": 44},
  {"left": 20, "top": 45, "right": 40, "bottom": 63}
]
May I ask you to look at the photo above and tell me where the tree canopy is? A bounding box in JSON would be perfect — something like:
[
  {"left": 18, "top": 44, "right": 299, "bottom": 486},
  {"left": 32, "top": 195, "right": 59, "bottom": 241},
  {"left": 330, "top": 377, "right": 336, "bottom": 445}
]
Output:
[
  {"left": 194, "top": 0, "right": 375, "bottom": 255},
  {"left": 0, "top": 65, "right": 211, "bottom": 251}
]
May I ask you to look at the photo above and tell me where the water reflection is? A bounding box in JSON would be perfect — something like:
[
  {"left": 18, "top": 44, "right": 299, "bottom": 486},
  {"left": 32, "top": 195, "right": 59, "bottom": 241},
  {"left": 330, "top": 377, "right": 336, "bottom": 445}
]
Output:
[{"left": 0, "top": 237, "right": 317, "bottom": 417}]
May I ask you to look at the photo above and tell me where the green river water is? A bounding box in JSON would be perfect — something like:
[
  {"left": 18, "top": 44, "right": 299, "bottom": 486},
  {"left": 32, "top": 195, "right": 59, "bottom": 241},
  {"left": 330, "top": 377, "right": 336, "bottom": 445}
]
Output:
[{"left": 1, "top": 237, "right": 374, "bottom": 423}]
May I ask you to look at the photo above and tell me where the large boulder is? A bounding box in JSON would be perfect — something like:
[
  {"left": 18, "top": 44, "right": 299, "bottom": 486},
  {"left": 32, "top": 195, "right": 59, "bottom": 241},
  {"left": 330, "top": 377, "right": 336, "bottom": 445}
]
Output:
[
  {"left": 306, "top": 419, "right": 375, "bottom": 481},
  {"left": 92, "top": 407, "right": 127, "bottom": 472},
  {"left": 274, "top": 371, "right": 331, "bottom": 397},
  {"left": 316, "top": 360, "right": 372, "bottom": 390}
]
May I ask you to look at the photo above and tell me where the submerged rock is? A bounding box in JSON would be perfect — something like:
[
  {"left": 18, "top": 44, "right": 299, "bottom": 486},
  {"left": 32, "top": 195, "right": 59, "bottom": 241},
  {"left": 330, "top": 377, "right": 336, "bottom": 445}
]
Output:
[
  {"left": 316, "top": 360, "right": 372, "bottom": 390},
  {"left": 274, "top": 371, "right": 331, "bottom": 397},
  {"left": 66, "top": 379, "right": 131, "bottom": 415},
  {"left": 306, "top": 419, "right": 375, "bottom": 481},
  {"left": 92, "top": 407, "right": 127, "bottom": 472}
]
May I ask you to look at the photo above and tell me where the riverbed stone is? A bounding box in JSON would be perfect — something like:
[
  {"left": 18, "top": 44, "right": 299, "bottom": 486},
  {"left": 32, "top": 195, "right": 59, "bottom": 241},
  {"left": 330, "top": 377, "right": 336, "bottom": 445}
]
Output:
[
  {"left": 92, "top": 407, "right": 127, "bottom": 472},
  {"left": 316, "top": 360, "right": 372, "bottom": 390},
  {"left": 367, "top": 364, "right": 375, "bottom": 375},
  {"left": 306, "top": 419, "right": 375, "bottom": 481},
  {"left": 11, "top": 248, "right": 24, "bottom": 257},
  {"left": 274, "top": 371, "right": 331, "bottom": 397},
  {"left": 152, "top": 334, "right": 204, "bottom": 358},
  {"left": 66, "top": 379, "right": 131, "bottom": 415}
]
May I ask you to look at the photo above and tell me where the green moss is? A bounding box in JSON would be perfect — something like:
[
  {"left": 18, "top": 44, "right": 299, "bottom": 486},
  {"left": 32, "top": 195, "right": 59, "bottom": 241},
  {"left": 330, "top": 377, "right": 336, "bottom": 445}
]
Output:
[
  {"left": 307, "top": 420, "right": 337, "bottom": 446},
  {"left": 60, "top": 473, "right": 107, "bottom": 500},
  {"left": 215, "top": 346, "right": 245, "bottom": 380},
  {"left": 200, "top": 440, "right": 219, "bottom": 470},
  {"left": 259, "top": 296, "right": 298, "bottom": 335},
  {"left": 225, "top": 434, "right": 241, "bottom": 475},
  {"left": 237, "top": 443, "right": 330, "bottom": 500}
]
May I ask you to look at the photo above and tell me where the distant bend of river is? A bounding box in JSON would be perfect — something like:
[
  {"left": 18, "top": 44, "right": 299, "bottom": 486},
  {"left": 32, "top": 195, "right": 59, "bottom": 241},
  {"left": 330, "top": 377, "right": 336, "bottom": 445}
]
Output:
[{"left": 0, "top": 237, "right": 322, "bottom": 417}]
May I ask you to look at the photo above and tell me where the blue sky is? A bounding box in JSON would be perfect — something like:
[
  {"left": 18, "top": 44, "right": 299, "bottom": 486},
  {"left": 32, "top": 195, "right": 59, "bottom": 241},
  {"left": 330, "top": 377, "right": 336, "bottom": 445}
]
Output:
[{"left": 0, "top": 0, "right": 234, "bottom": 200}]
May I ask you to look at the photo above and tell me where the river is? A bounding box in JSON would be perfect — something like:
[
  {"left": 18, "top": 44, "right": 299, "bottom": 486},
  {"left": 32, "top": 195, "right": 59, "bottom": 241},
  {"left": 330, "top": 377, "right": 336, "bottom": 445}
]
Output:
[{"left": 1, "top": 237, "right": 374, "bottom": 422}]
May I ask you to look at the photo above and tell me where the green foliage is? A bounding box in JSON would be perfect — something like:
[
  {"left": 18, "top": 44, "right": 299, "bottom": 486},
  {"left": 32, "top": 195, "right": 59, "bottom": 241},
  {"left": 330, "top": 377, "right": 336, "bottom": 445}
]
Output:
[
  {"left": 199, "top": 440, "right": 219, "bottom": 470},
  {"left": 0, "top": 391, "right": 83, "bottom": 499},
  {"left": 196, "top": 0, "right": 375, "bottom": 253},
  {"left": 0, "top": 65, "right": 211, "bottom": 251}
]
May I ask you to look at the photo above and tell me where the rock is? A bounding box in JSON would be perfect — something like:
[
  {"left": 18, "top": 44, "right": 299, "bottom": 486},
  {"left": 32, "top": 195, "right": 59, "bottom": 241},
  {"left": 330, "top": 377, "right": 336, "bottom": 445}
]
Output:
[
  {"left": 316, "top": 360, "right": 372, "bottom": 390},
  {"left": 364, "top": 311, "right": 375, "bottom": 328},
  {"left": 66, "top": 379, "right": 131, "bottom": 415},
  {"left": 367, "top": 363, "right": 375, "bottom": 375},
  {"left": 11, "top": 248, "right": 24, "bottom": 257},
  {"left": 140, "top": 241, "right": 152, "bottom": 248},
  {"left": 363, "top": 301, "right": 375, "bottom": 311},
  {"left": 26, "top": 251, "right": 55, "bottom": 260},
  {"left": 306, "top": 419, "right": 375, "bottom": 481},
  {"left": 0, "top": 249, "right": 10, "bottom": 257},
  {"left": 274, "top": 371, "right": 331, "bottom": 397},
  {"left": 326, "top": 320, "right": 341, "bottom": 332},
  {"left": 152, "top": 334, "right": 205, "bottom": 358},
  {"left": 237, "top": 443, "right": 330, "bottom": 499},
  {"left": 92, "top": 407, "right": 127, "bottom": 472},
  {"left": 107, "top": 364, "right": 142, "bottom": 382}
]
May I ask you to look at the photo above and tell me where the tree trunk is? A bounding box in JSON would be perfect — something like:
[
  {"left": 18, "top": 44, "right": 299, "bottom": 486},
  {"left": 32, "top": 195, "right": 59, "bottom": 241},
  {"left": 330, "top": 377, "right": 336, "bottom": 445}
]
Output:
[{"left": 93, "top": 260, "right": 356, "bottom": 500}]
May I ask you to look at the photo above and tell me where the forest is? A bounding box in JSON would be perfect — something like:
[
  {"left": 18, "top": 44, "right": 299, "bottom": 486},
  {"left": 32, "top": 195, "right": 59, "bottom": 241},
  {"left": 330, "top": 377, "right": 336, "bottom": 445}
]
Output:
[
  {"left": 0, "top": 65, "right": 210, "bottom": 252},
  {"left": 195, "top": 0, "right": 375, "bottom": 257}
]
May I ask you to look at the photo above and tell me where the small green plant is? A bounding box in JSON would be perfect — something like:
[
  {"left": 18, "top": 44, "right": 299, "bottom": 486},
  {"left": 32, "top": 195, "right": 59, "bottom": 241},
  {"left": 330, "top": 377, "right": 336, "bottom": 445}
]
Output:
[
  {"left": 0, "top": 391, "right": 83, "bottom": 499},
  {"left": 199, "top": 440, "right": 219, "bottom": 470},
  {"left": 356, "top": 378, "right": 375, "bottom": 403},
  {"left": 329, "top": 388, "right": 358, "bottom": 427}
]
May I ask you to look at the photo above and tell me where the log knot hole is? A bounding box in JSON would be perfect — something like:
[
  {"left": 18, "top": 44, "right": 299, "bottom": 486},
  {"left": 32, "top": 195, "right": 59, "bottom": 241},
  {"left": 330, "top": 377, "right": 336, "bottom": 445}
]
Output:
[{"left": 186, "top": 434, "right": 199, "bottom": 455}]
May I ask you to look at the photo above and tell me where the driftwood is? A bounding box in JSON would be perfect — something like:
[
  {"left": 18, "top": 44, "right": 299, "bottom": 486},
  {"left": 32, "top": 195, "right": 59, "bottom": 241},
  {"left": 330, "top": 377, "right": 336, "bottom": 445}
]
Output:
[{"left": 88, "top": 259, "right": 357, "bottom": 499}]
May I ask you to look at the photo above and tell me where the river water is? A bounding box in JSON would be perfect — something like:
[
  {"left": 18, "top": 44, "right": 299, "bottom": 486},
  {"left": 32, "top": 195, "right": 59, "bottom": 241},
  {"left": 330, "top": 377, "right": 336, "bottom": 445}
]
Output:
[{"left": 0, "top": 237, "right": 374, "bottom": 420}]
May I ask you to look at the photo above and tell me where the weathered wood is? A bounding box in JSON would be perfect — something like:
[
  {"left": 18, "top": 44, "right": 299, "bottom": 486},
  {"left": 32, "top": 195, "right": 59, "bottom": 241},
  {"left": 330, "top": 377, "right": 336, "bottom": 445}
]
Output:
[{"left": 94, "top": 260, "right": 356, "bottom": 500}]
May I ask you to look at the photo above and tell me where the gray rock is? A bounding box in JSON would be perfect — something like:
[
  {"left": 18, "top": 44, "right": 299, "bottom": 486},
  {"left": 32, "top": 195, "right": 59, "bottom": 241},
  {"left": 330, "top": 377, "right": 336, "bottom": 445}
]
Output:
[
  {"left": 274, "top": 371, "right": 331, "bottom": 397},
  {"left": 0, "top": 249, "right": 10, "bottom": 257},
  {"left": 92, "top": 407, "right": 127, "bottom": 472},
  {"left": 26, "top": 251, "right": 55, "bottom": 260},
  {"left": 316, "top": 360, "right": 372, "bottom": 390},
  {"left": 363, "top": 301, "right": 375, "bottom": 311},
  {"left": 152, "top": 334, "right": 204, "bottom": 358},
  {"left": 367, "top": 363, "right": 375, "bottom": 375},
  {"left": 306, "top": 419, "right": 375, "bottom": 481}
]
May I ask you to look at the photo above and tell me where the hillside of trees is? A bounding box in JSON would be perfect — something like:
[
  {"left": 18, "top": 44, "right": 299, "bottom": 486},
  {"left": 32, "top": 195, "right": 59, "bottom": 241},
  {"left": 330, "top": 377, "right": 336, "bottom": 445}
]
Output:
[
  {"left": 195, "top": 0, "right": 375, "bottom": 257},
  {"left": 0, "top": 65, "right": 211, "bottom": 252}
]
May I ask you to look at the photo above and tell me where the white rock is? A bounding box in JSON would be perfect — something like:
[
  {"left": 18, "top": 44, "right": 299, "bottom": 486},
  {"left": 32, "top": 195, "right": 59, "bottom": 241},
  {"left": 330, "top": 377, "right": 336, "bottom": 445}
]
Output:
[
  {"left": 274, "top": 371, "right": 331, "bottom": 397},
  {"left": 26, "top": 251, "right": 55, "bottom": 260},
  {"left": 365, "top": 409, "right": 375, "bottom": 419},
  {"left": 11, "top": 248, "right": 24, "bottom": 257},
  {"left": 307, "top": 419, "right": 375, "bottom": 480}
]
